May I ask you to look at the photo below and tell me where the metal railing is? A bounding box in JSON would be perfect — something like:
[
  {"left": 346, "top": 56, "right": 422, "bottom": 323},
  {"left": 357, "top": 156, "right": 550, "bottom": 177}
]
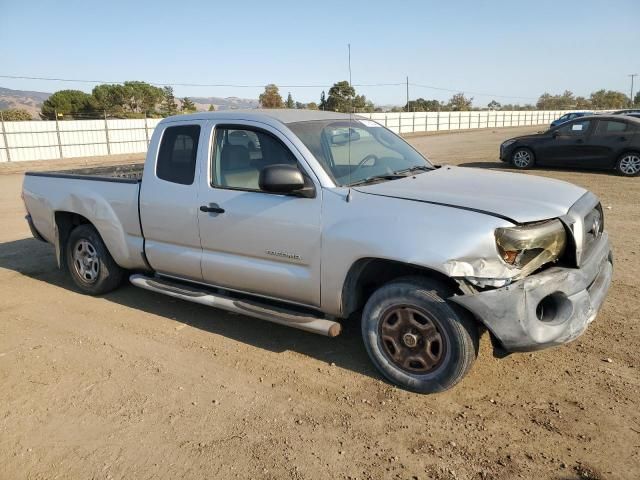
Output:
[
  {"left": 1, "top": 109, "right": 577, "bottom": 162},
  {"left": 359, "top": 109, "right": 575, "bottom": 134},
  {"left": 0, "top": 112, "right": 162, "bottom": 162}
]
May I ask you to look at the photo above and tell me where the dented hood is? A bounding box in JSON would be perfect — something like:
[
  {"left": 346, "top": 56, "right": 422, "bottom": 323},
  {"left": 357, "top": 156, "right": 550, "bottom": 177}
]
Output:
[{"left": 354, "top": 166, "right": 587, "bottom": 224}]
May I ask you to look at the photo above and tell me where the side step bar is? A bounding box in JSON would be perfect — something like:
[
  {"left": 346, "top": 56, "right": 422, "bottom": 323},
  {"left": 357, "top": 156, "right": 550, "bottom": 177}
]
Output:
[{"left": 129, "top": 274, "right": 342, "bottom": 337}]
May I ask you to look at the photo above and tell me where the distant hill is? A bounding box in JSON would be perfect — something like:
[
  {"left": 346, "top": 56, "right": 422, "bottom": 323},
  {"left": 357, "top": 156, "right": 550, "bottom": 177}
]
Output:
[
  {"left": 0, "top": 87, "right": 51, "bottom": 118},
  {"left": 0, "top": 86, "right": 259, "bottom": 119},
  {"left": 189, "top": 96, "right": 259, "bottom": 111}
]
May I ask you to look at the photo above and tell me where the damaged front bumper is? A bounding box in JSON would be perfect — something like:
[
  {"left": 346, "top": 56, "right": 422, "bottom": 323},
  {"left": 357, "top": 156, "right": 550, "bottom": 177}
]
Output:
[{"left": 451, "top": 232, "right": 613, "bottom": 352}]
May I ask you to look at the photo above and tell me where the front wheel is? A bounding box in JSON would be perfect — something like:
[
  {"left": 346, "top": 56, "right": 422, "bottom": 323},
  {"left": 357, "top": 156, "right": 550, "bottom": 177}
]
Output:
[
  {"left": 65, "top": 224, "right": 124, "bottom": 295},
  {"left": 615, "top": 152, "right": 640, "bottom": 177},
  {"left": 511, "top": 147, "right": 535, "bottom": 169},
  {"left": 361, "top": 277, "right": 479, "bottom": 394}
]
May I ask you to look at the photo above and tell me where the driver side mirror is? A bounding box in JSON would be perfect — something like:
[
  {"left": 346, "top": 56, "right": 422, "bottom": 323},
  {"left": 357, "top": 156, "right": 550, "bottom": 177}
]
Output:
[
  {"left": 259, "top": 164, "right": 315, "bottom": 198},
  {"left": 552, "top": 130, "right": 561, "bottom": 138}
]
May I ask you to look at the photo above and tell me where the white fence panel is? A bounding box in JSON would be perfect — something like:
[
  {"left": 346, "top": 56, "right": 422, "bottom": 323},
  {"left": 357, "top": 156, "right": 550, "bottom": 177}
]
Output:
[{"left": 0, "top": 110, "right": 584, "bottom": 163}]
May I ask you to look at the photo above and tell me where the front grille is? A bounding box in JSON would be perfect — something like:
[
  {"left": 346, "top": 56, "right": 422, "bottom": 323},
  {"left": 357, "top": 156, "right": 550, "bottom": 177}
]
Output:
[{"left": 563, "top": 193, "right": 603, "bottom": 267}]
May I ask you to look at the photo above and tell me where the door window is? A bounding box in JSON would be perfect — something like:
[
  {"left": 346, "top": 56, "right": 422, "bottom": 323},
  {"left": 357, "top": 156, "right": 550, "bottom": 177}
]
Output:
[
  {"left": 595, "top": 120, "right": 628, "bottom": 134},
  {"left": 156, "top": 125, "right": 201, "bottom": 185},
  {"left": 211, "top": 127, "right": 299, "bottom": 191},
  {"left": 557, "top": 120, "right": 591, "bottom": 136}
]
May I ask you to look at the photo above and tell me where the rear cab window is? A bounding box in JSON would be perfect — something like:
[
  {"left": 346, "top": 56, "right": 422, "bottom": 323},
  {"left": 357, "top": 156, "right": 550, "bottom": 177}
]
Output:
[{"left": 156, "top": 125, "right": 201, "bottom": 185}]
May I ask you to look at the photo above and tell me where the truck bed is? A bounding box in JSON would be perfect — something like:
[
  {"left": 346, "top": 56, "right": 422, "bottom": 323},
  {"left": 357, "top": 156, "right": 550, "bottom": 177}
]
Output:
[
  {"left": 25, "top": 163, "right": 144, "bottom": 183},
  {"left": 22, "top": 162, "right": 146, "bottom": 270}
]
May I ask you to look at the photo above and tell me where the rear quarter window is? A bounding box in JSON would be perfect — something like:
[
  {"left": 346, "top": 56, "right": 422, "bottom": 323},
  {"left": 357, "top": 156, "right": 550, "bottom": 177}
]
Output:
[
  {"left": 595, "top": 120, "right": 629, "bottom": 134},
  {"left": 156, "top": 125, "right": 201, "bottom": 185}
]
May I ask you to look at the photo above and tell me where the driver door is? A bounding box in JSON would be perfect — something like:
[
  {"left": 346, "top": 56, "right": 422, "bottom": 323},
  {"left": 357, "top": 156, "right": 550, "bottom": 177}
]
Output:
[
  {"left": 197, "top": 121, "right": 323, "bottom": 307},
  {"left": 537, "top": 119, "right": 594, "bottom": 166}
]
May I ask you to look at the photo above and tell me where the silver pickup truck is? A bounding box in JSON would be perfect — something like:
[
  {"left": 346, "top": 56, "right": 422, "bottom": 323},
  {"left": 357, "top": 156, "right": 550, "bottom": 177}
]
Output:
[{"left": 22, "top": 110, "right": 613, "bottom": 393}]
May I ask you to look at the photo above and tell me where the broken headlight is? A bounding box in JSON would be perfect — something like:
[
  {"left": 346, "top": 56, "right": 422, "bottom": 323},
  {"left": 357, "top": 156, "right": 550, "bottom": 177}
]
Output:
[{"left": 495, "top": 219, "right": 566, "bottom": 277}]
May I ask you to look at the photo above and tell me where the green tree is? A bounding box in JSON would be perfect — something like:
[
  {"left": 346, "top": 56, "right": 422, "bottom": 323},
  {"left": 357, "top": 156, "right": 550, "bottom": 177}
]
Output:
[
  {"left": 634, "top": 91, "right": 640, "bottom": 106},
  {"left": 307, "top": 102, "right": 319, "bottom": 110},
  {"left": 181, "top": 97, "right": 197, "bottom": 113},
  {"left": 500, "top": 103, "right": 535, "bottom": 111},
  {"left": 0, "top": 108, "right": 33, "bottom": 121},
  {"left": 295, "top": 101, "right": 305, "bottom": 109},
  {"left": 589, "top": 89, "right": 630, "bottom": 109},
  {"left": 327, "top": 80, "right": 361, "bottom": 113},
  {"left": 285, "top": 92, "right": 295, "bottom": 109},
  {"left": 536, "top": 93, "right": 552, "bottom": 109},
  {"left": 353, "top": 95, "right": 374, "bottom": 112},
  {"left": 487, "top": 100, "right": 501, "bottom": 110},
  {"left": 259, "top": 84, "right": 284, "bottom": 108},
  {"left": 575, "top": 96, "right": 592, "bottom": 109},
  {"left": 208, "top": 104, "right": 216, "bottom": 111},
  {"left": 160, "top": 86, "right": 178, "bottom": 116},
  {"left": 122, "top": 81, "right": 164, "bottom": 114},
  {"left": 405, "top": 98, "right": 443, "bottom": 111},
  {"left": 40, "top": 90, "right": 97, "bottom": 119},
  {"left": 536, "top": 90, "right": 575, "bottom": 110},
  {"left": 447, "top": 93, "right": 473, "bottom": 111},
  {"left": 319, "top": 91, "right": 326, "bottom": 110},
  {"left": 91, "top": 84, "right": 128, "bottom": 115}
]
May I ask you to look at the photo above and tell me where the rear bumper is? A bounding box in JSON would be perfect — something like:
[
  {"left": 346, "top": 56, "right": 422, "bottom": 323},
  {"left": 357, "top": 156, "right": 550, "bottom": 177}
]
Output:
[
  {"left": 451, "top": 233, "right": 613, "bottom": 352},
  {"left": 25, "top": 214, "right": 47, "bottom": 242}
]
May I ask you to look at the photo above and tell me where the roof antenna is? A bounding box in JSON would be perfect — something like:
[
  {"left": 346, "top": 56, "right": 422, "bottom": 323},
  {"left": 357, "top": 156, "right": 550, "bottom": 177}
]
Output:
[{"left": 346, "top": 43, "right": 353, "bottom": 203}]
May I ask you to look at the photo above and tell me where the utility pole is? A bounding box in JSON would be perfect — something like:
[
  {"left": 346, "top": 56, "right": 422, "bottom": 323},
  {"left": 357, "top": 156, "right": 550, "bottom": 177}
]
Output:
[
  {"left": 629, "top": 74, "right": 638, "bottom": 107},
  {"left": 406, "top": 76, "right": 409, "bottom": 112}
]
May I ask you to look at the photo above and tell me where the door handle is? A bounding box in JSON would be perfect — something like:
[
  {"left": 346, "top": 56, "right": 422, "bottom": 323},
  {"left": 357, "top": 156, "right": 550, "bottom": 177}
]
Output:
[
  {"left": 619, "top": 136, "right": 627, "bottom": 141},
  {"left": 200, "top": 203, "right": 225, "bottom": 214},
  {"left": 576, "top": 139, "right": 584, "bottom": 144}
]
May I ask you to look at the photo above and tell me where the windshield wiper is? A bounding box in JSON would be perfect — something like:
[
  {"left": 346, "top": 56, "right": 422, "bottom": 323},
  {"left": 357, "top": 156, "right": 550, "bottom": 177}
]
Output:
[
  {"left": 392, "top": 165, "right": 433, "bottom": 176},
  {"left": 348, "top": 173, "right": 405, "bottom": 187}
]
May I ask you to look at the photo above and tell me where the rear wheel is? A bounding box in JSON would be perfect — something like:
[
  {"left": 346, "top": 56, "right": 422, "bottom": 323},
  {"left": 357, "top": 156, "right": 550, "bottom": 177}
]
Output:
[
  {"left": 65, "top": 224, "right": 124, "bottom": 295},
  {"left": 615, "top": 152, "right": 640, "bottom": 177},
  {"left": 361, "top": 277, "right": 479, "bottom": 394},
  {"left": 511, "top": 147, "right": 535, "bottom": 169}
]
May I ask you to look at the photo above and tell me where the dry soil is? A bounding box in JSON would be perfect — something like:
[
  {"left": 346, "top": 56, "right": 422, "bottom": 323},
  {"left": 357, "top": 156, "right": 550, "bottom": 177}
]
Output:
[{"left": 0, "top": 126, "right": 638, "bottom": 480}]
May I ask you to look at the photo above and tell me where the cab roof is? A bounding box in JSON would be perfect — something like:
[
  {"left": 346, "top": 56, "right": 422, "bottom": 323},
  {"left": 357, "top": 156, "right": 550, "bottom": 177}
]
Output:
[{"left": 161, "top": 109, "right": 359, "bottom": 126}]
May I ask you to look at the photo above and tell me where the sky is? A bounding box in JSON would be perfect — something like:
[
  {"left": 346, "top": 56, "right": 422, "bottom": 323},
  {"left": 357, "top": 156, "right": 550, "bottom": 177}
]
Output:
[{"left": 1, "top": 0, "right": 639, "bottom": 107}]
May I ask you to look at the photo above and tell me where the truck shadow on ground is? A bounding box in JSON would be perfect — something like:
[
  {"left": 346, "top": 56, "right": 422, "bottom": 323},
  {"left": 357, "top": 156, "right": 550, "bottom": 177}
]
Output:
[{"left": 0, "top": 237, "right": 380, "bottom": 381}]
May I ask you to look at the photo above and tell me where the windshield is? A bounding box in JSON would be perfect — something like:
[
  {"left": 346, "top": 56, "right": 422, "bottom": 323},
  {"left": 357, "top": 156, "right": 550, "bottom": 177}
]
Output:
[{"left": 288, "top": 119, "right": 433, "bottom": 186}]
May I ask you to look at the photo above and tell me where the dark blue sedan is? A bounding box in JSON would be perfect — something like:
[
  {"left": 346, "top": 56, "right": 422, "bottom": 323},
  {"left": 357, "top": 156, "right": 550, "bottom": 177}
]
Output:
[{"left": 550, "top": 111, "right": 592, "bottom": 128}]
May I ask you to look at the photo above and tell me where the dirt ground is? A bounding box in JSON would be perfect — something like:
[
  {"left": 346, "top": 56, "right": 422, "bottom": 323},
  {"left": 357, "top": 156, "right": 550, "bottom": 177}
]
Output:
[{"left": 0, "top": 126, "right": 638, "bottom": 480}]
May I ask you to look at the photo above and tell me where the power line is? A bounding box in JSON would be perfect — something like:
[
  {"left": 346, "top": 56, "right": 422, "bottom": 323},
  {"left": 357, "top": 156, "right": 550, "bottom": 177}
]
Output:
[
  {"left": 0, "top": 74, "right": 402, "bottom": 89},
  {"left": 409, "top": 82, "right": 537, "bottom": 100},
  {"left": 0, "top": 74, "right": 536, "bottom": 100}
]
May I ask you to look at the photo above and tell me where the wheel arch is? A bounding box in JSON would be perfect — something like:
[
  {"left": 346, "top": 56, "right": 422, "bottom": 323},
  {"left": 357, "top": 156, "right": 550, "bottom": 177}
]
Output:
[
  {"left": 340, "top": 257, "right": 462, "bottom": 319},
  {"left": 616, "top": 149, "right": 640, "bottom": 174},
  {"left": 513, "top": 144, "right": 536, "bottom": 157},
  {"left": 54, "top": 211, "right": 93, "bottom": 269}
]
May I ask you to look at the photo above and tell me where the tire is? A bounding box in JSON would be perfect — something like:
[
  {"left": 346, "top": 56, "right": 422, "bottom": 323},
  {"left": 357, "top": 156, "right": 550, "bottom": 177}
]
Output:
[
  {"left": 361, "top": 277, "right": 479, "bottom": 394},
  {"left": 65, "top": 224, "right": 124, "bottom": 295},
  {"left": 511, "top": 147, "right": 535, "bottom": 169},
  {"left": 615, "top": 152, "right": 640, "bottom": 177}
]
